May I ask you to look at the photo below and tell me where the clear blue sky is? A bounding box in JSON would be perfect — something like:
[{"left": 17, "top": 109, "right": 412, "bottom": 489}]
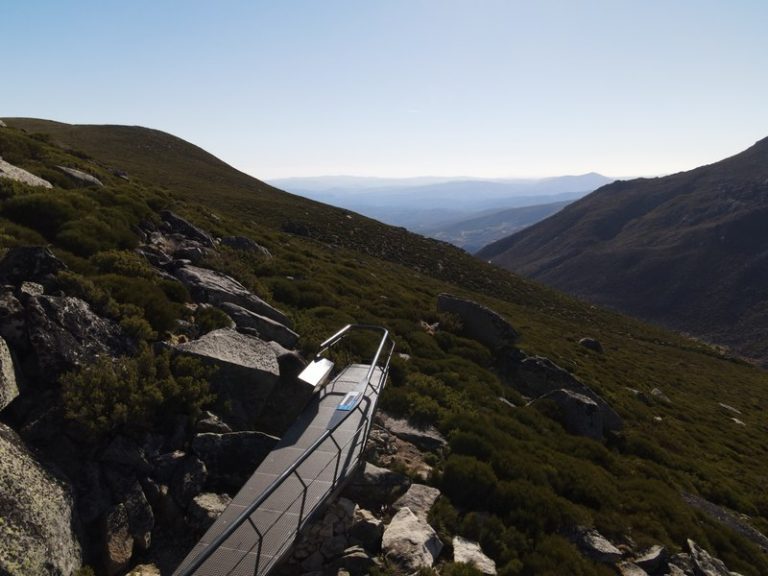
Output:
[{"left": 3, "top": 0, "right": 767, "bottom": 179}]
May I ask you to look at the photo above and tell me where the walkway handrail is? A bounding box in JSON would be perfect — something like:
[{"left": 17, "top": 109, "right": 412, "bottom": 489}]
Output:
[{"left": 176, "top": 324, "right": 393, "bottom": 576}]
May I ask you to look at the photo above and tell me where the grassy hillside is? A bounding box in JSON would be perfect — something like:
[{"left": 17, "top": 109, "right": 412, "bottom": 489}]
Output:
[
  {"left": 478, "top": 136, "right": 768, "bottom": 365},
  {"left": 2, "top": 120, "right": 768, "bottom": 575}
]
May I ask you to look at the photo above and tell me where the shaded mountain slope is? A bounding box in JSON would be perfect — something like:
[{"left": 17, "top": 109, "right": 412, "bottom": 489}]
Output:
[{"left": 479, "top": 136, "right": 768, "bottom": 363}]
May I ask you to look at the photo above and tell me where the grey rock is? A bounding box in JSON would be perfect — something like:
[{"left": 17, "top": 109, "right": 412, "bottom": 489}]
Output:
[
  {"left": 382, "top": 507, "right": 443, "bottom": 571},
  {"left": 377, "top": 412, "right": 447, "bottom": 452},
  {"left": 220, "top": 236, "right": 272, "bottom": 257},
  {"left": 19, "top": 281, "right": 44, "bottom": 297},
  {"left": 301, "top": 550, "right": 325, "bottom": 572},
  {"left": 687, "top": 539, "right": 731, "bottom": 576},
  {"left": 321, "top": 534, "right": 349, "bottom": 559},
  {"left": 171, "top": 328, "right": 287, "bottom": 431},
  {"left": 152, "top": 450, "right": 186, "bottom": 484},
  {"left": 532, "top": 389, "right": 604, "bottom": 440},
  {"left": 329, "top": 545, "right": 376, "bottom": 576},
  {"left": 437, "top": 293, "right": 518, "bottom": 350},
  {"left": 25, "top": 294, "right": 127, "bottom": 384},
  {"left": 343, "top": 462, "right": 410, "bottom": 508},
  {"left": 187, "top": 492, "right": 231, "bottom": 534},
  {"left": 616, "top": 562, "right": 649, "bottom": 576},
  {"left": 195, "top": 410, "right": 233, "bottom": 434},
  {"left": 650, "top": 388, "right": 672, "bottom": 404},
  {"left": 123, "top": 482, "right": 154, "bottom": 552},
  {"left": 0, "top": 290, "right": 25, "bottom": 349},
  {"left": 103, "top": 503, "right": 133, "bottom": 576},
  {"left": 516, "top": 355, "right": 622, "bottom": 435},
  {"left": 0, "top": 246, "right": 65, "bottom": 289},
  {"left": 174, "top": 264, "right": 291, "bottom": 327},
  {"left": 101, "top": 435, "right": 152, "bottom": 475},
  {"left": 191, "top": 431, "right": 278, "bottom": 493},
  {"left": 0, "top": 336, "right": 20, "bottom": 411},
  {"left": 0, "top": 423, "right": 82, "bottom": 576},
  {"left": 0, "top": 157, "right": 53, "bottom": 188},
  {"left": 669, "top": 553, "right": 694, "bottom": 574},
  {"left": 573, "top": 527, "right": 622, "bottom": 563},
  {"left": 579, "top": 337, "right": 604, "bottom": 353},
  {"left": 171, "top": 456, "right": 207, "bottom": 508},
  {"left": 348, "top": 508, "right": 384, "bottom": 553},
  {"left": 56, "top": 165, "right": 104, "bottom": 187},
  {"left": 453, "top": 536, "right": 497, "bottom": 575},
  {"left": 0, "top": 119, "right": 6, "bottom": 127},
  {"left": 633, "top": 544, "right": 669, "bottom": 574},
  {"left": 392, "top": 483, "right": 441, "bottom": 522},
  {"left": 77, "top": 462, "right": 112, "bottom": 524},
  {"left": 160, "top": 210, "right": 214, "bottom": 247},
  {"left": 220, "top": 301, "right": 299, "bottom": 348}
]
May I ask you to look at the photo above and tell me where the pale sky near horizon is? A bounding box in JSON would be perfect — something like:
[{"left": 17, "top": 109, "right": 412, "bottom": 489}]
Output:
[{"left": 2, "top": 0, "right": 767, "bottom": 180}]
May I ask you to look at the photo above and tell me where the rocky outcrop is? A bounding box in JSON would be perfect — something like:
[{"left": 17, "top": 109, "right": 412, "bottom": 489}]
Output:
[
  {"left": 0, "top": 156, "right": 53, "bottom": 188},
  {"left": 0, "top": 336, "right": 20, "bottom": 411},
  {"left": 56, "top": 165, "right": 104, "bottom": 187},
  {"left": 453, "top": 536, "right": 497, "bottom": 575},
  {"left": 0, "top": 422, "right": 81, "bottom": 576},
  {"left": 174, "top": 264, "right": 291, "bottom": 327},
  {"left": 220, "top": 235, "right": 272, "bottom": 257},
  {"left": 187, "top": 492, "right": 231, "bottom": 534},
  {"left": 515, "top": 355, "right": 622, "bottom": 438},
  {"left": 191, "top": 431, "right": 278, "bottom": 493},
  {"left": 0, "top": 246, "right": 65, "bottom": 290},
  {"left": 382, "top": 507, "right": 443, "bottom": 571},
  {"left": 392, "top": 483, "right": 441, "bottom": 522},
  {"left": 437, "top": 293, "right": 518, "bottom": 350},
  {"left": 572, "top": 527, "right": 623, "bottom": 563},
  {"left": 220, "top": 302, "right": 299, "bottom": 348},
  {"left": 160, "top": 210, "right": 215, "bottom": 247},
  {"left": 103, "top": 503, "right": 133, "bottom": 576},
  {"left": 171, "top": 328, "right": 281, "bottom": 430},
  {"left": 25, "top": 294, "right": 128, "bottom": 384},
  {"left": 348, "top": 508, "right": 384, "bottom": 553},
  {"left": 376, "top": 412, "right": 447, "bottom": 452},
  {"left": 579, "top": 337, "right": 604, "bottom": 353},
  {"left": 632, "top": 545, "right": 669, "bottom": 574},
  {"left": 532, "top": 389, "right": 604, "bottom": 440},
  {"left": 687, "top": 539, "right": 731, "bottom": 576},
  {"left": 343, "top": 462, "right": 410, "bottom": 509}
]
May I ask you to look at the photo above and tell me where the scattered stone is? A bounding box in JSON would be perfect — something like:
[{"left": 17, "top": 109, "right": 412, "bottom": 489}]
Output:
[
  {"left": 19, "top": 280, "right": 44, "bottom": 298},
  {"left": 0, "top": 119, "right": 6, "bottom": 127},
  {"left": 349, "top": 508, "right": 384, "bottom": 553},
  {"left": 191, "top": 431, "right": 278, "bottom": 493},
  {"left": 573, "top": 527, "right": 622, "bottom": 563},
  {"left": 170, "top": 455, "right": 207, "bottom": 508},
  {"left": 329, "top": 546, "right": 376, "bottom": 576},
  {"left": 453, "top": 536, "right": 497, "bottom": 575},
  {"left": 0, "top": 246, "right": 65, "bottom": 289},
  {"left": 687, "top": 539, "right": 732, "bottom": 576},
  {"left": 171, "top": 328, "right": 281, "bottom": 430},
  {"left": 0, "top": 423, "right": 82, "bottom": 576},
  {"left": 718, "top": 402, "right": 741, "bottom": 415},
  {"left": 0, "top": 156, "right": 53, "bottom": 188},
  {"left": 195, "top": 410, "right": 233, "bottom": 434},
  {"left": 187, "top": 492, "right": 231, "bottom": 533},
  {"left": 650, "top": 387, "right": 671, "bottom": 403},
  {"left": 174, "top": 264, "right": 291, "bottom": 327},
  {"left": 377, "top": 412, "right": 447, "bottom": 452},
  {"left": 579, "top": 337, "right": 604, "bottom": 353},
  {"left": 437, "top": 293, "right": 518, "bottom": 350},
  {"left": 392, "top": 484, "right": 441, "bottom": 522},
  {"left": 221, "top": 235, "right": 272, "bottom": 257},
  {"left": 56, "top": 165, "right": 104, "bottom": 187},
  {"left": 498, "top": 397, "right": 516, "bottom": 408},
  {"left": 220, "top": 301, "right": 299, "bottom": 348},
  {"left": 160, "top": 210, "right": 215, "bottom": 247},
  {"left": 532, "top": 389, "right": 604, "bottom": 440},
  {"left": 0, "top": 336, "right": 20, "bottom": 411},
  {"left": 382, "top": 507, "right": 443, "bottom": 572},
  {"left": 343, "top": 462, "right": 410, "bottom": 508},
  {"left": 616, "top": 561, "right": 649, "bottom": 576},
  {"left": 103, "top": 503, "right": 133, "bottom": 576},
  {"left": 731, "top": 417, "right": 746, "bottom": 426},
  {"left": 633, "top": 544, "right": 669, "bottom": 573}
]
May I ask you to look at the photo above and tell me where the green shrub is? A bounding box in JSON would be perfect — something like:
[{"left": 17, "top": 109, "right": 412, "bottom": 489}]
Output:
[
  {"left": 442, "top": 455, "right": 498, "bottom": 509},
  {"left": 62, "top": 346, "right": 214, "bottom": 438},
  {"left": 195, "top": 306, "right": 233, "bottom": 334}
]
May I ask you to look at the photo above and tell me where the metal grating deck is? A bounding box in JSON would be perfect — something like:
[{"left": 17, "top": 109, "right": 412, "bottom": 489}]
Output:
[{"left": 174, "top": 363, "right": 384, "bottom": 576}]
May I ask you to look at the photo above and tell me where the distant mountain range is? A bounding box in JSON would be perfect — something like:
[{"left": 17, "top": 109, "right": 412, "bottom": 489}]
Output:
[
  {"left": 271, "top": 173, "right": 612, "bottom": 249},
  {"left": 479, "top": 136, "right": 768, "bottom": 363}
]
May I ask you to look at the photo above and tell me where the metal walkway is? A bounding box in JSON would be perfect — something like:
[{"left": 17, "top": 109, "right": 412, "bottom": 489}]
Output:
[{"left": 175, "top": 325, "right": 394, "bottom": 576}]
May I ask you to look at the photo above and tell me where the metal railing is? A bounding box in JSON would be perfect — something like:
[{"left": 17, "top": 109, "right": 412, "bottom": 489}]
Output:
[{"left": 176, "top": 324, "right": 394, "bottom": 576}]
